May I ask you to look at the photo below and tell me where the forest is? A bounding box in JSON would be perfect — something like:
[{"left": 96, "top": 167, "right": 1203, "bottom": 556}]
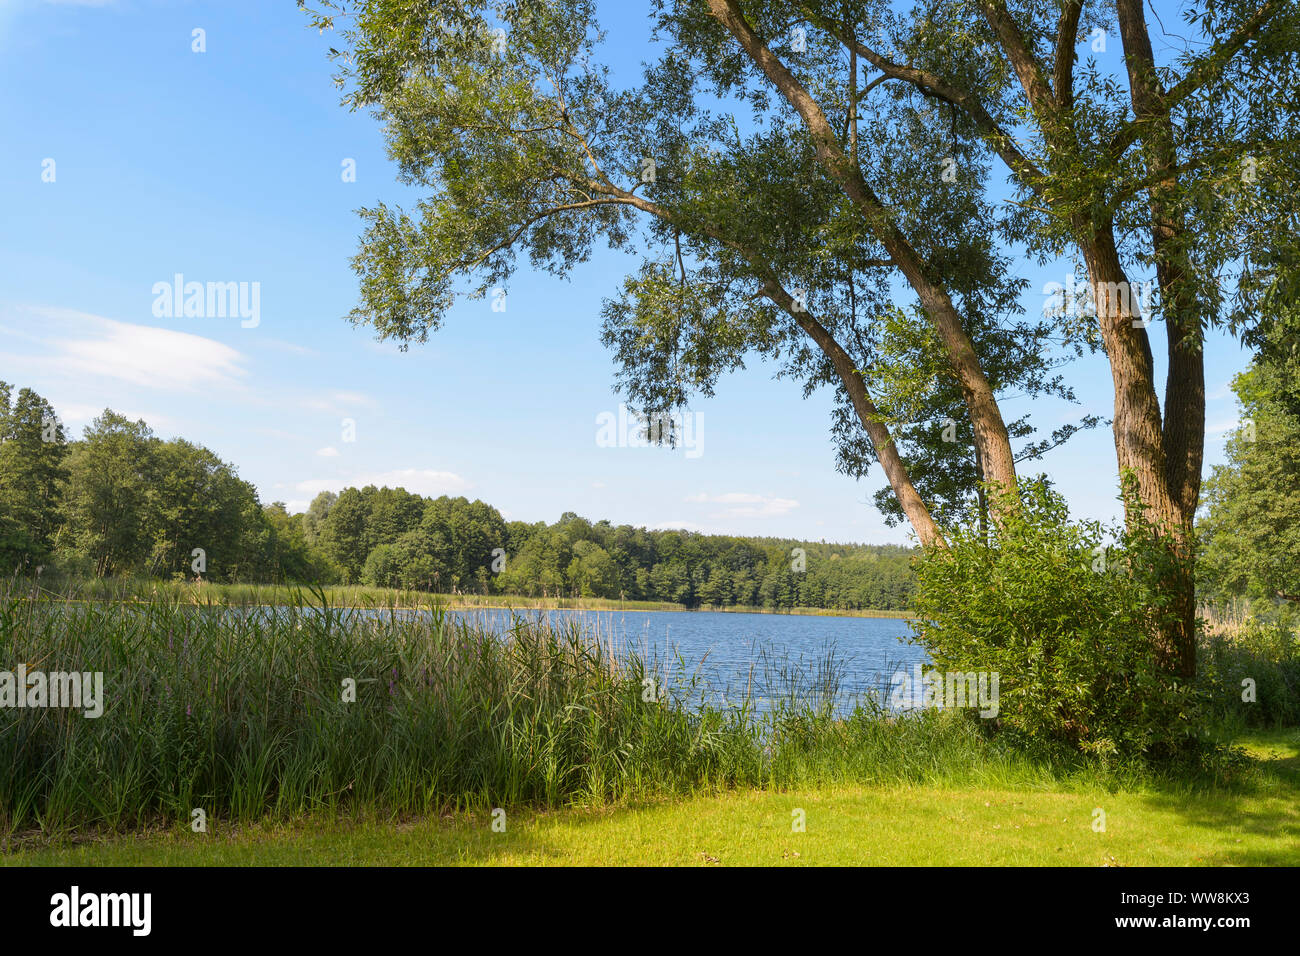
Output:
[
  {"left": 6, "top": 358, "right": 1297, "bottom": 617},
  {"left": 0, "top": 384, "right": 915, "bottom": 610}
]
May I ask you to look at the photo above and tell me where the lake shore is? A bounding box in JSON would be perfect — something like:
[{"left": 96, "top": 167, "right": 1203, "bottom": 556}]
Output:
[{"left": 36, "top": 578, "right": 914, "bottom": 619}]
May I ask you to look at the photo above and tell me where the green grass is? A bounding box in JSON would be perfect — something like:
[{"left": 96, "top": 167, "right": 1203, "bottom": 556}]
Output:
[
  {"left": 0, "top": 586, "right": 932, "bottom": 837},
  {"left": 5, "top": 586, "right": 1295, "bottom": 866},
  {"left": 31, "top": 576, "right": 910, "bottom": 618},
  {"left": 10, "top": 729, "right": 1297, "bottom": 866},
  {"left": 1, "top": 589, "right": 783, "bottom": 833}
]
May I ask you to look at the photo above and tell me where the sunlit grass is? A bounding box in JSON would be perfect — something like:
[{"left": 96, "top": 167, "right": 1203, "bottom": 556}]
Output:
[
  {"left": 10, "top": 731, "right": 1296, "bottom": 866},
  {"left": 4, "top": 584, "right": 1292, "bottom": 866}
]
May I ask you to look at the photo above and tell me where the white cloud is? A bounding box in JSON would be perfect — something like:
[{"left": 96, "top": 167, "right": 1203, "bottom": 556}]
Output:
[
  {"left": 685, "top": 491, "right": 800, "bottom": 518},
  {"left": 9, "top": 307, "right": 248, "bottom": 392},
  {"left": 316, "top": 446, "right": 340, "bottom": 457}
]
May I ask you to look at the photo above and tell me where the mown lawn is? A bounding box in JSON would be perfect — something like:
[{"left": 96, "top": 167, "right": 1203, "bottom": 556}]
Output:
[{"left": 9, "top": 730, "right": 1297, "bottom": 867}]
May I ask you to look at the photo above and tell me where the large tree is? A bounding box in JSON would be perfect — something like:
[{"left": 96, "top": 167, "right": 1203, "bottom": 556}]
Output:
[
  {"left": 61, "top": 412, "right": 265, "bottom": 580},
  {"left": 0, "top": 384, "right": 68, "bottom": 574},
  {"left": 62, "top": 412, "right": 158, "bottom": 577},
  {"left": 301, "top": 0, "right": 1298, "bottom": 679}
]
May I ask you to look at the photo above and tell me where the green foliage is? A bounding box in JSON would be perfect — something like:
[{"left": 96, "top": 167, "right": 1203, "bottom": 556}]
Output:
[
  {"left": 864, "top": 308, "right": 1102, "bottom": 530},
  {"left": 60, "top": 411, "right": 157, "bottom": 576},
  {"left": 299, "top": 0, "right": 1113, "bottom": 536},
  {"left": 1199, "top": 352, "right": 1300, "bottom": 603},
  {"left": 6, "top": 586, "right": 1233, "bottom": 835},
  {"left": 0, "top": 389, "right": 334, "bottom": 586},
  {"left": 0, "top": 590, "right": 756, "bottom": 830},
  {"left": 57, "top": 410, "right": 302, "bottom": 583},
  {"left": 320, "top": 486, "right": 917, "bottom": 609},
  {"left": 0, "top": 384, "right": 68, "bottom": 573},
  {"left": 1196, "top": 328, "right": 1300, "bottom": 728},
  {"left": 911, "top": 484, "right": 1203, "bottom": 760},
  {"left": 256, "top": 502, "right": 341, "bottom": 584},
  {"left": 1200, "top": 607, "right": 1300, "bottom": 729},
  {"left": 0, "top": 384, "right": 908, "bottom": 610}
]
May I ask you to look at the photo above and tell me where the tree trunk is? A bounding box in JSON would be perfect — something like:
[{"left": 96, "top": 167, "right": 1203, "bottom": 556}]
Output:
[
  {"left": 705, "top": 0, "right": 1019, "bottom": 503},
  {"left": 827, "top": 333, "right": 946, "bottom": 548},
  {"left": 1079, "top": 228, "right": 1197, "bottom": 679},
  {"left": 1113, "top": 0, "right": 1206, "bottom": 681},
  {"left": 781, "top": 296, "right": 947, "bottom": 548}
]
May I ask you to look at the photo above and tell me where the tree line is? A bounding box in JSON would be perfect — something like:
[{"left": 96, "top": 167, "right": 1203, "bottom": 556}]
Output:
[
  {"left": 0, "top": 385, "right": 915, "bottom": 610},
  {"left": 330, "top": 484, "right": 915, "bottom": 609},
  {"left": 0, "top": 388, "right": 334, "bottom": 585}
]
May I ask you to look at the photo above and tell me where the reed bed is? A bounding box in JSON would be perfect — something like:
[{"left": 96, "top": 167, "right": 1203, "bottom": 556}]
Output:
[
  {"left": 1, "top": 587, "right": 772, "bottom": 834},
  {"left": 2, "top": 585, "right": 1233, "bottom": 839}
]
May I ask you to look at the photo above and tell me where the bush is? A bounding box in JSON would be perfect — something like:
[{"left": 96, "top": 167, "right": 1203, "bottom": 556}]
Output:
[
  {"left": 1200, "top": 605, "right": 1300, "bottom": 728},
  {"left": 910, "top": 483, "right": 1202, "bottom": 761}
]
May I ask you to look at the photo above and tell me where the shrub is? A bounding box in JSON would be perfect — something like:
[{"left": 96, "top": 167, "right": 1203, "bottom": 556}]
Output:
[
  {"left": 910, "top": 483, "right": 1203, "bottom": 761},
  {"left": 1200, "top": 605, "right": 1300, "bottom": 728}
]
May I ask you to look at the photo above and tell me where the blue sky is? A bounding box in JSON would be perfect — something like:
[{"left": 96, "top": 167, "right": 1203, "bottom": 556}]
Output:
[{"left": 0, "top": 0, "right": 1251, "bottom": 544}]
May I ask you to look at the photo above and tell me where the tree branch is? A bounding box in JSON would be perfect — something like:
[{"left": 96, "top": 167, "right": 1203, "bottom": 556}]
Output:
[
  {"left": 799, "top": 4, "right": 1047, "bottom": 189},
  {"left": 976, "top": 0, "right": 1057, "bottom": 120},
  {"left": 1053, "top": 0, "right": 1083, "bottom": 114},
  {"left": 1105, "top": 0, "right": 1283, "bottom": 164}
]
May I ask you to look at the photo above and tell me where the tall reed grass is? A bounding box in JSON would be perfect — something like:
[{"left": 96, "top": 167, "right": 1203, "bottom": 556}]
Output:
[
  {"left": 0, "top": 585, "right": 1239, "bottom": 838},
  {"left": 2, "top": 587, "right": 767, "bottom": 833},
  {"left": 34, "top": 576, "right": 685, "bottom": 613},
  {"left": 1199, "top": 604, "right": 1300, "bottom": 728}
]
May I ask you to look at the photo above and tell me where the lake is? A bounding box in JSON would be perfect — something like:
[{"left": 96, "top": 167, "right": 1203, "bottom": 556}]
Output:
[{"left": 448, "top": 607, "right": 926, "bottom": 714}]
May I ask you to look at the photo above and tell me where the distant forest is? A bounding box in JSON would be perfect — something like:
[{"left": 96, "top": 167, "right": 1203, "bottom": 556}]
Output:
[
  {"left": 312, "top": 486, "right": 916, "bottom": 610},
  {"left": 0, "top": 390, "right": 916, "bottom": 610}
]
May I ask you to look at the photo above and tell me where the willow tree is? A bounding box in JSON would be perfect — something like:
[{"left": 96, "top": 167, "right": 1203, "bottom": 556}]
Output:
[{"left": 302, "top": 0, "right": 1298, "bottom": 679}]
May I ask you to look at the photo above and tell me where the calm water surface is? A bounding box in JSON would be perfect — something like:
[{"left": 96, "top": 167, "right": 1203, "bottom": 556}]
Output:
[{"left": 448, "top": 608, "right": 926, "bottom": 713}]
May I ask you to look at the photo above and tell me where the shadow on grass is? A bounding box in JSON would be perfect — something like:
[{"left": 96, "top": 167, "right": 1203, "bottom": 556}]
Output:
[{"left": 1132, "top": 728, "right": 1300, "bottom": 866}]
